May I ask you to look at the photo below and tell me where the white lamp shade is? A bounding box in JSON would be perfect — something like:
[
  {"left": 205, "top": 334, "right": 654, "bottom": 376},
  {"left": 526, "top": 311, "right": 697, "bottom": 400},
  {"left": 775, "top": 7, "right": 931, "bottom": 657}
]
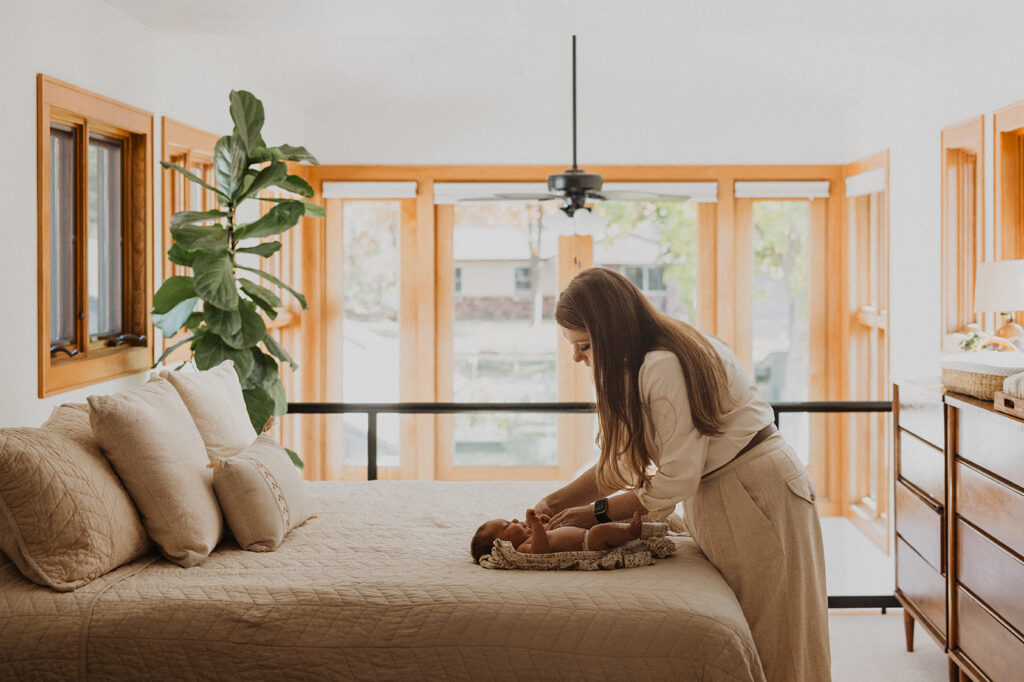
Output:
[
  {"left": 541, "top": 208, "right": 609, "bottom": 237},
  {"left": 974, "top": 259, "right": 1024, "bottom": 312}
]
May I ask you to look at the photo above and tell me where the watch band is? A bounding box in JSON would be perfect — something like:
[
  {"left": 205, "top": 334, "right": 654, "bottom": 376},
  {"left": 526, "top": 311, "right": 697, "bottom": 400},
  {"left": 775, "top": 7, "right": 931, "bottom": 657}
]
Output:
[{"left": 593, "top": 498, "right": 611, "bottom": 524}]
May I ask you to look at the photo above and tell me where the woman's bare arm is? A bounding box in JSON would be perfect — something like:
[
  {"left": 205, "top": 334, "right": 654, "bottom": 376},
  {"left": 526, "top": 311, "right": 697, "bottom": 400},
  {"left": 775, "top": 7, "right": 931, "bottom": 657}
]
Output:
[{"left": 535, "top": 465, "right": 613, "bottom": 516}]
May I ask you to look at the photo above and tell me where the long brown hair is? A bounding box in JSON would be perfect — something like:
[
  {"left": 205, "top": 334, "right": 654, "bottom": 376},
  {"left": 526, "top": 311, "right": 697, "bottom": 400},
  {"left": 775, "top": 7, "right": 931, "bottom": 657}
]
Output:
[{"left": 555, "top": 267, "right": 733, "bottom": 491}]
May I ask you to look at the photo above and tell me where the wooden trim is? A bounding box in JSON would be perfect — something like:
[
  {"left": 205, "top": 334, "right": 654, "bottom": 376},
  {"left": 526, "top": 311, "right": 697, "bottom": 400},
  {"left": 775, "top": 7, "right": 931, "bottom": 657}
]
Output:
[
  {"left": 994, "top": 100, "right": 1024, "bottom": 262},
  {"left": 940, "top": 116, "right": 985, "bottom": 352},
  {"left": 37, "top": 74, "right": 153, "bottom": 398},
  {"left": 697, "top": 202, "right": 718, "bottom": 333}
]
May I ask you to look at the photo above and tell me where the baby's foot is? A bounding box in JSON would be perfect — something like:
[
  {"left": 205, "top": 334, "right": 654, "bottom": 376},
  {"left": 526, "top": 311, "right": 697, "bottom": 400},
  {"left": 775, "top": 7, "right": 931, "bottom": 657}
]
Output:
[{"left": 629, "top": 511, "right": 643, "bottom": 538}]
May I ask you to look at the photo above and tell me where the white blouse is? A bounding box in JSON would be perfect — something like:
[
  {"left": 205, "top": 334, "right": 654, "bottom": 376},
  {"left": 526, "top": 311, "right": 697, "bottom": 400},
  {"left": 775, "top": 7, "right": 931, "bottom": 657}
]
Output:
[{"left": 632, "top": 337, "right": 776, "bottom": 513}]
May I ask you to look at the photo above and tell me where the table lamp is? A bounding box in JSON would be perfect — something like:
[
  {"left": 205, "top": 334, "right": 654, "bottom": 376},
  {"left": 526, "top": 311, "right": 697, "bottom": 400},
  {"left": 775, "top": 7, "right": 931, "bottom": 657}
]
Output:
[{"left": 974, "top": 259, "right": 1024, "bottom": 339}]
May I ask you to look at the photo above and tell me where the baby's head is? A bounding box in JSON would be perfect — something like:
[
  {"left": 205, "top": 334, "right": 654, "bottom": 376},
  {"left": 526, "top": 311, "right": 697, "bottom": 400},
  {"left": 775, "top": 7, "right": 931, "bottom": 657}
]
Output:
[{"left": 471, "top": 518, "right": 531, "bottom": 562}]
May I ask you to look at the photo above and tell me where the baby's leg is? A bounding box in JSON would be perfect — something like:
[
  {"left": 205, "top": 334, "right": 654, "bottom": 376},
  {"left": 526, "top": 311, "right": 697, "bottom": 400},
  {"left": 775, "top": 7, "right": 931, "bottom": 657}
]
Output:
[{"left": 586, "top": 512, "right": 644, "bottom": 550}]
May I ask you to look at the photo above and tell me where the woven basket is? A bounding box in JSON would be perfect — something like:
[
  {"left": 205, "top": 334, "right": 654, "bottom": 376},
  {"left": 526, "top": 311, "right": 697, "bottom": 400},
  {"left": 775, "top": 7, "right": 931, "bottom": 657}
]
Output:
[{"left": 941, "top": 367, "right": 1007, "bottom": 400}]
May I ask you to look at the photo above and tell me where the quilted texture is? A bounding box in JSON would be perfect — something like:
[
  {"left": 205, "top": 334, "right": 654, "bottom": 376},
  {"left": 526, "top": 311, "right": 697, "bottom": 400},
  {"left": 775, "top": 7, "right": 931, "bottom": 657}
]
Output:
[
  {"left": 88, "top": 378, "right": 222, "bottom": 568},
  {"left": 480, "top": 522, "right": 677, "bottom": 570},
  {"left": 159, "top": 359, "right": 257, "bottom": 460},
  {"left": 0, "top": 481, "right": 765, "bottom": 681},
  {"left": 212, "top": 434, "right": 309, "bottom": 551},
  {"left": 0, "top": 404, "right": 150, "bottom": 591}
]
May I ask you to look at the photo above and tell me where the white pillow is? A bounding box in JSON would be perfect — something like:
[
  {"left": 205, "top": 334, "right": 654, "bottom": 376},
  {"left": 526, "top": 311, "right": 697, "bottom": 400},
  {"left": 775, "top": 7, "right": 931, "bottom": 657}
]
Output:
[
  {"left": 160, "top": 360, "right": 257, "bottom": 460},
  {"left": 212, "top": 434, "right": 309, "bottom": 552},
  {"left": 88, "top": 378, "right": 223, "bottom": 567}
]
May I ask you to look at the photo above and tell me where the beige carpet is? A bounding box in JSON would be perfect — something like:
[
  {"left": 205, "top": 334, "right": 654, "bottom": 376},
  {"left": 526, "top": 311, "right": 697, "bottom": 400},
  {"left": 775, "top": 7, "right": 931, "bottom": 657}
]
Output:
[{"left": 830, "top": 610, "right": 948, "bottom": 681}]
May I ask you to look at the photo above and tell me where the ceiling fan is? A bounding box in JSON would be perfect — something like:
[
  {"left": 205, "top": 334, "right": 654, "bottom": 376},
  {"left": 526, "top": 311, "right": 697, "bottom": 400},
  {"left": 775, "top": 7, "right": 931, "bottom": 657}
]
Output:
[{"left": 462, "top": 35, "right": 689, "bottom": 218}]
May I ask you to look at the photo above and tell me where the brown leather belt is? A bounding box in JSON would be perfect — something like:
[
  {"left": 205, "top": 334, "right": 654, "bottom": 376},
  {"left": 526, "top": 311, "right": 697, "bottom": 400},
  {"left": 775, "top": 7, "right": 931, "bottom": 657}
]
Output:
[{"left": 702, "top": 422, "right": 778, "bottom": 480}]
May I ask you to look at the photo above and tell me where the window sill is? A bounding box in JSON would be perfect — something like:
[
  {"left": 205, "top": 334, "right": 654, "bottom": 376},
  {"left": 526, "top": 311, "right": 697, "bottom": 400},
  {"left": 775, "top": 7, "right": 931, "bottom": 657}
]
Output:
[{"left": 40, "top": 345, "right": 152, "bottom": 398}]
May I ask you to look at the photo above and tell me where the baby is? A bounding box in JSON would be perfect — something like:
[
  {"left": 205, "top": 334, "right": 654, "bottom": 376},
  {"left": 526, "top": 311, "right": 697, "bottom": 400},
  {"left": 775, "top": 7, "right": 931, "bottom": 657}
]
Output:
[{"left": 471, "top": 508, "right": 643, "bottom": 563}]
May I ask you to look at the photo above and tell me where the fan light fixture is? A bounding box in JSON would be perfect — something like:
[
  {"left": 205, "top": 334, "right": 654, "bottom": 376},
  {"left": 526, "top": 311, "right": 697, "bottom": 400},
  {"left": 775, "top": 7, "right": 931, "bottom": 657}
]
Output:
[{"left": 460, "top": 35, "right": 689, "bottom": 233}]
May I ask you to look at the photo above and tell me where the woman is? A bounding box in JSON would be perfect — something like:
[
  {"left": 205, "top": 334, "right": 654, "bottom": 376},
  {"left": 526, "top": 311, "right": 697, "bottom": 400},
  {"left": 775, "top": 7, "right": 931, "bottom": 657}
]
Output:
[{"left": 536, "top": 267, "right": 830, "bottom": 682}]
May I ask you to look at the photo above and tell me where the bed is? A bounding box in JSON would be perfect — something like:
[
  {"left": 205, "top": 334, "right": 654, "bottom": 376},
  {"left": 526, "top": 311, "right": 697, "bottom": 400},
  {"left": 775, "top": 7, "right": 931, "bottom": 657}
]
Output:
[{"left": 0, "top": 480, "right": 765, "bottom": 681}]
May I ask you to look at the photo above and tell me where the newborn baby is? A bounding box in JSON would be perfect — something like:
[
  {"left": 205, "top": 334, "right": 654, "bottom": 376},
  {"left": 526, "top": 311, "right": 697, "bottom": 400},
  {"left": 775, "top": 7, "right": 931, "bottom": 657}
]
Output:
[{"left": 471, "top": 508, "right": 643, "bottom": 563}]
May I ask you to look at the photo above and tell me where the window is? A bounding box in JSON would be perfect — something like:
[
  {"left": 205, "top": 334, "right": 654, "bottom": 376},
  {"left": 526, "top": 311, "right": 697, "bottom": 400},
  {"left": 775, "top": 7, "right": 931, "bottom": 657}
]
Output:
[
  {"left": 514, "top": 266, "right": 532, "bottom": 292},
  {"left": 37, "top": 75, "right": 152, "bottom": 397},
  {"left": 995, "top": 100, "right": 1024, "bottom": 262},
  {"left": 940, "top": 117, "right": 984, "bottom": 351}
]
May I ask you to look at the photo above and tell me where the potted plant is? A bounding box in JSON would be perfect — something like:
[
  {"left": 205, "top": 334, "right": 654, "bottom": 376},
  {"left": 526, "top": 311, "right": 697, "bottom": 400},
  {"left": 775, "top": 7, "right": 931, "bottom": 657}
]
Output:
[{"left": 152, "top": 90, "right": 323, "bottom": 466}]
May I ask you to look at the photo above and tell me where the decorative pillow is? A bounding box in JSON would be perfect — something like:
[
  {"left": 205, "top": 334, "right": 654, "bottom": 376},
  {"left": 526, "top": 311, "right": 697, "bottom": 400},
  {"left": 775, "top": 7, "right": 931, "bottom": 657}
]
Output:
[
  {"left": 212, "top": 434, "right": 309, "bottom": 552},
  {"left": 0, "top": 403, "right": 150, "bottom": 591},
  {"left": 88, "top": 378, "right": 222, "bottom": 567},
  {"left": 160, "top": 360, "right": 257, "bottom": 460}
]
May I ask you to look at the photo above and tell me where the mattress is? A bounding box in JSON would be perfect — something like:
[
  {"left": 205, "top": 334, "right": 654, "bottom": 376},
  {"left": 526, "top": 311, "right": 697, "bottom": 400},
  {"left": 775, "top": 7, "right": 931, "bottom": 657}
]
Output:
[{"left": 0, "top": 480, "right": 764, "bottom": 681}]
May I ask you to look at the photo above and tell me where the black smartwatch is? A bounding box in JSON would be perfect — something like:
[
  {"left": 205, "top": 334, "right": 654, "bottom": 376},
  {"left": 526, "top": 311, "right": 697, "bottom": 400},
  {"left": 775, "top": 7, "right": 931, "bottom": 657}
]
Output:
[{"left": 593, "top": 498, "right": 611, "bottom": 524}]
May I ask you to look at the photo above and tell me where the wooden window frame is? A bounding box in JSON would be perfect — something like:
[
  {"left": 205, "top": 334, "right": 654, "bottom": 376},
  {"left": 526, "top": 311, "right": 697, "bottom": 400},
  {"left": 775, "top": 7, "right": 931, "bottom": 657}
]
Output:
[
  {"left": 994, "top": 100, "right": 1024, "bottom": 262},
  {"left": 940, "top": 116, "right": 985, "bottom": 351},
  {"left": 37, "top": 75, "right": 153, "bottom": 397}
]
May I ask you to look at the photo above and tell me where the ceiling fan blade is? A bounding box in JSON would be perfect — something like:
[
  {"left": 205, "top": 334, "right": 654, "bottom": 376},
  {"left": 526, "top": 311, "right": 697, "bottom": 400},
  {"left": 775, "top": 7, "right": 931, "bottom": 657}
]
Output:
[
  {"left": 495, "top": 193, "right": 561, "bottom": 201},
  {"left": 590, "top": 190, "right": 690, "bottom": 202}
]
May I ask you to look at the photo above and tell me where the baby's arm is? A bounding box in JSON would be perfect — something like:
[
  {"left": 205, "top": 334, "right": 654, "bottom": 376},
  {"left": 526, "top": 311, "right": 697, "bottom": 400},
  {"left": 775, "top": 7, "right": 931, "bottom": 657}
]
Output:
[{"left": 524, "top": 509, "right": 549, "bottom": 554}]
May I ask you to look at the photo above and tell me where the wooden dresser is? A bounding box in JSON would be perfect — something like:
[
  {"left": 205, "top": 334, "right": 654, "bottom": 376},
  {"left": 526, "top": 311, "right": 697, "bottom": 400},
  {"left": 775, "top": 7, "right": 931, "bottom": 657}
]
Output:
[
  {"left": 893, "top": 378, "right": 948, "bottom": 652},
  {"left": 894, "top": 378, "right": 1024, "bottom": 681}
]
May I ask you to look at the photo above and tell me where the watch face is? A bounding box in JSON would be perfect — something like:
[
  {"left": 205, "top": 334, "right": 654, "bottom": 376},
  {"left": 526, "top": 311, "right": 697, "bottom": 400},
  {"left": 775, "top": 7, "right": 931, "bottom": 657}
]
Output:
[{"left": 595, "top": 499, "right": 608, "bottom": 514}]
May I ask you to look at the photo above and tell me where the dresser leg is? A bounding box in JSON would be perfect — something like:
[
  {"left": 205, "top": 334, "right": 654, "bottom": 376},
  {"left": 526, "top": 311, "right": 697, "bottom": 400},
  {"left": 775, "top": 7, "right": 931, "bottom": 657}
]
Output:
[
  {"left": 903, "top": 610, "right": 915, "bottom": 652},
  {"left": 947, "top": 658, "right": 959, "bottom": 682}
]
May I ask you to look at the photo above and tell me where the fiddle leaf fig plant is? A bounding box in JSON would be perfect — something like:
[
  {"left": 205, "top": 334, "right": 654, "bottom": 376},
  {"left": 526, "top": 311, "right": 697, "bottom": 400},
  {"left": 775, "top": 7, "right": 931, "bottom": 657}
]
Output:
[{"left": 153, "top": 90, "right": 324, "bottom": 467}]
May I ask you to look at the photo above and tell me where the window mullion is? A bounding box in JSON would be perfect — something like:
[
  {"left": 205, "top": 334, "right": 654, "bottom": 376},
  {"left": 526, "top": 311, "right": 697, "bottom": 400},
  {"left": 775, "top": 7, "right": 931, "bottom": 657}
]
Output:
[{"left": 76, "top": 119, "right": 90, "bottom": 356}]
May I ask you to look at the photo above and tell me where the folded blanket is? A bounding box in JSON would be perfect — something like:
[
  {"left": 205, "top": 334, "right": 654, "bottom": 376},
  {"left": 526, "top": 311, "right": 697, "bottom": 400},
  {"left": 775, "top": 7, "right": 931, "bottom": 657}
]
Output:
[{"left": 479, "top": 522, "right": 678, "bottom": 570}]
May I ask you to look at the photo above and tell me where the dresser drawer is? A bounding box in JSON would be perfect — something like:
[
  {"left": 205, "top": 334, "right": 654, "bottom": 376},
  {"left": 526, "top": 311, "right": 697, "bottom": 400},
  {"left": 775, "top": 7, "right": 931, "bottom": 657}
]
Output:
[
  {"left": 959, "top": 520, "right": 1024, "bottom": 637},
  {"left": 897, "top": 537, "right": 946, "bottom": 637},
  {"left": 898, "top": 429, "right": 944, "bottom": 504},
  {"left": 957, "top": 461, "right": 1024, "bottom": 558},
  {"left": 957, "top": 405, "right": 1024, "bottom": 486},
  {"left": 957, "top": 587, "right": 1024, "bottom": 682},
  {"left": 898, "top": 385, "right": 945, "bottom": 448},
  {"left": 896, "top": 480, "right": 944, "bottom": 573}
]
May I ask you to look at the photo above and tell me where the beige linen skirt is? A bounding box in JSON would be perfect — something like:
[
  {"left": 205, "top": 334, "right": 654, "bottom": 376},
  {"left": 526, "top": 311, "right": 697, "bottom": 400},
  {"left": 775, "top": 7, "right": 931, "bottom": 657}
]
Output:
[{"left": 683, "top": 432, "right": 831, "bottom": 682}]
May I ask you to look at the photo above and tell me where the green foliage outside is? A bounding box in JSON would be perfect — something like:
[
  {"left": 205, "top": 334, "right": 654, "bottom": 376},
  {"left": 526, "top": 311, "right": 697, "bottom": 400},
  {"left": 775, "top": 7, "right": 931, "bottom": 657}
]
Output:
[{"left": 152, "top": 91, "right": 324, "bottom": 467}]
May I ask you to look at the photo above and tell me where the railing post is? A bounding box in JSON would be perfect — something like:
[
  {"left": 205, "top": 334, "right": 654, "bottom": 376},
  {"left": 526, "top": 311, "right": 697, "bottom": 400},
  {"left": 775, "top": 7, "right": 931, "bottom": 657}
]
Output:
[{"left": 367, "top": 410, "right": 378, "bottom": 481}]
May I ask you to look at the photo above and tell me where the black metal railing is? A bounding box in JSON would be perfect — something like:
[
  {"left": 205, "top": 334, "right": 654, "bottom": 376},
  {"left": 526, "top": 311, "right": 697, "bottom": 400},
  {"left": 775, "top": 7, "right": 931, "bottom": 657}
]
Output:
[{"left": 287, "top": 399, "right": 893, "bottom": 479}]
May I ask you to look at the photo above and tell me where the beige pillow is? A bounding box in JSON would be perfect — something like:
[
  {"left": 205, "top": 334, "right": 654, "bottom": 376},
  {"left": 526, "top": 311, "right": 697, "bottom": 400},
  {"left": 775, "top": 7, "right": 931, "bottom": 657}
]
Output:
[
  {"left": 160, "top": 360, "right": 257, "bottom": 460},
  {"left": 88, "top": 378, "right": 222, "bottom": 567},
  {"left": 212, "top": 434, "right": 309, "bottom": 551},
  {"left": 0, "top": 403, "right": 150, "bottom": 591}
]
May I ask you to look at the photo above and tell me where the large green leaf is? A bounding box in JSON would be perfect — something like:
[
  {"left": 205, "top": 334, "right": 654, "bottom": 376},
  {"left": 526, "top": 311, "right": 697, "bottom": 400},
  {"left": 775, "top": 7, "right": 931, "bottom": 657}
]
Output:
[
  {"left": 192, "top": 251, "right": 239, "bottom": 310},
  {"left": 220, "top": 301, "right": 267, "bottom": 350},
  {"left": 238, "top": 161, "right": 287, "bottom": 202},
  {"left": 257, "top": 196, "right": 325, "bottom": 218},
  {"left": 237, "top": 264, "right": 307, "bottom": 309},
  {"left": 229, "top": 90, "right": 265, "bottom": 154},
  {"left": 152, "top": 334, "right": 195, "bottom": 367},
  {"left": 239, "top": 278, "right": 281, "bottom": 318},
  {"left": 262, "top": 331, "right": 297, "bottom": 370},
  {"left": 160, "top": 161, "right": 228, "bottom": 201},
  {"left": 170, "top": 209, "right": 229, "bottom": 229},
  {"left": 184, "top": 312, "right": 204, "bottom": 331},
  {"left": 234, "top": 201, "right": 304, "bottom": 241},
  {"left": 167, "top": 243, "right": 197, "bottom": 267},
  {"left": 268, "top": 376, "right": 288, "bottom": 416},
  {"left": 170, "top": 224, "right": 230, "bottom": 252},
  {"left": 194, "top": 332, "right": 255, "bottom": 379},
  {"left": 153, "top": 296, "right": 199, "bottom": 337},
  {"left": 246, "top": 348, "right": 278, "bottom": 390},
  {"left": 152, "top": 276, "right": 196, "bottom": 314},
  {"left": 242, "top": 386, "right": 276, "bottom": 434},
  {"left": 213, "top": 135, "right": 248, "bottom": 200},
  {"left": 236, "top": 241, "right": 282, "bottom": 258},
  {"left": 204, "top": 303, "right": 242, "bottom": 337},
  {"left": 248, "top": 144, "right": 319, "bottom": 165},
  {"left": 274, "top": 174, "right": 314, "bottom": 198}
]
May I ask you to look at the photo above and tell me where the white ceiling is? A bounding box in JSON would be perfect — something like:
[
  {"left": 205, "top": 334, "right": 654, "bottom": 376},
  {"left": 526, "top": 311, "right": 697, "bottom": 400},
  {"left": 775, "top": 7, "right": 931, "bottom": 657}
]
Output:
[{"left": 94, "top": 0, "right": 1024, "bottom": 165}]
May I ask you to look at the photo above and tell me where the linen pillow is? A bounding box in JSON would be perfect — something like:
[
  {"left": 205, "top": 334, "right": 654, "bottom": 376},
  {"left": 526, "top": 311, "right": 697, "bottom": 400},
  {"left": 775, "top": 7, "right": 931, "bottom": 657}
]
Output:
[
  {"left": 160, "top": 360, "right": 257, "bottom": 460},
  {"left": 0, "top": 403, "right": 150, "bottom": 591},
  {"left": 212, "top": 434, "right": 309, "bottom": 552},
  {"left": 88, "top": 378, "right": 223, "bottom": 567}
]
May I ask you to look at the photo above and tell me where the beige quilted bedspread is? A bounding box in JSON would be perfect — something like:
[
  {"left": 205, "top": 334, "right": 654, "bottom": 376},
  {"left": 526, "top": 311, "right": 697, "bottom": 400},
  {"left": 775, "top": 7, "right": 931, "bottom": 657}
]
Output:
[{"left": 0, "top": 481, "right": 765, "bottom": 681}]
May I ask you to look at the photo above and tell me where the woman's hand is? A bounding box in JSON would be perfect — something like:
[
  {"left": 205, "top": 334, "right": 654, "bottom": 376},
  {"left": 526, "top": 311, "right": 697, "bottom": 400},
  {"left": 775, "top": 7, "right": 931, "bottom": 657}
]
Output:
[
  {"left": 546, "top": 504, "right": 598, "bottom": 530},
  {"left": 533, "top": 496, "right": 559, "bottom": 517}
]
